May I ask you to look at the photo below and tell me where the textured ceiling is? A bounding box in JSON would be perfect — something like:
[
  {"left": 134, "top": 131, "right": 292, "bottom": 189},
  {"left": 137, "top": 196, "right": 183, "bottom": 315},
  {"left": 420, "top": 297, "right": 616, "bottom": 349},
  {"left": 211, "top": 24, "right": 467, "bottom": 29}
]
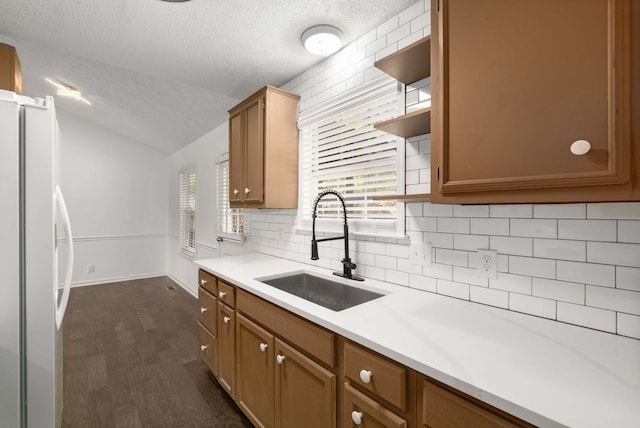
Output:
[{"left": 0, "top": 0, "right": 417, "bottom": 154}]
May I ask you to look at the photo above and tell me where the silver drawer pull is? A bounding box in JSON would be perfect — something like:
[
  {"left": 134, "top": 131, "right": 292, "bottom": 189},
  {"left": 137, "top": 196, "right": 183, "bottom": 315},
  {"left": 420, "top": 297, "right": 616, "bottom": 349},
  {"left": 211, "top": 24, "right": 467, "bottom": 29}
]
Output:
[{"left": 359, "top": 370, "right": 372, "bottom": 384}]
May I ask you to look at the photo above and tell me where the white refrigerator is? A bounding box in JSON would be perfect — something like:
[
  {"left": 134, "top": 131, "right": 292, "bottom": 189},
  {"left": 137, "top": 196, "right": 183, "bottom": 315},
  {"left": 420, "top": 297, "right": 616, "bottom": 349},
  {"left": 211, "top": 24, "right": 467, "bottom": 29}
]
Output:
[{"left": 0, "top": 90, "right": 74, "bottom": 428}]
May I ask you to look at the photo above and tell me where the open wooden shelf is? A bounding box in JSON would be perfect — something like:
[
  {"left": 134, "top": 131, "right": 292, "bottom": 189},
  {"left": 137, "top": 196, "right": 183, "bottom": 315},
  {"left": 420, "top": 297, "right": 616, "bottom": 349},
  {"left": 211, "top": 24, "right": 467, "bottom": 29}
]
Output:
[
  {"left": 374, "top": 107, "right": 431, "bottom": 138},
  {"left": 374, "top": 36, "right": 431, "bottom": 85},
  {"left": 372, "top": 193, "right": 431, "bottom": 202}
]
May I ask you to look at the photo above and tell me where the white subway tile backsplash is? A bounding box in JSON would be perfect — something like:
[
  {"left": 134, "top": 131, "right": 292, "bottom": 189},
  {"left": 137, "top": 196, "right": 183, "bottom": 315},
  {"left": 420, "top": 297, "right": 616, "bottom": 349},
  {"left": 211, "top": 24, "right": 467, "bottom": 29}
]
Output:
[
  {"left": 423, "top": 232, "right": 454, "bottom": 249},
  {"left": 454, "top": 205, "right": 489, "bottom": 218},
  {"left": 510, "top": 219, "right": 557, "bottom": 239},
  {"left": 587, "top": 202, "right": 640, "bottom": 219},
  {"left": 357, "top": 28, "right": 377, "bottom": 49},
  {"left": 470, "top": 286, "right": 509, "bottom": 309},
  {"left": 616, "top": 266, "right": 640, "bottom": 292},
  {"left": 409, "top": 274, "right": 437, "bottom": 292},
  {"left": 618, "top": 220, "right": 640, "bottom": 243},
  {"left": 398, "top": 30, "right": 424, "bottom": 49},
  {"left": 435, "top": 249, "right": 468, "bottom": 267},
  {"left": 453, "top": 266, "right": 489, "bottom": 287},
  {"left": 411, "top": 11, "right": 430, "bottom": 33},
  {"left": 490, "top": 236, "right": 532, "bottom": 256},
  {"left": 365, "top": 241, "right": 387, "bottom": 256},
  {"left": 532, "top": 278, "right": 585, "bottom": 304},
  {"left": 557, "top": 302, "right": 616, "bottom": 333},
  {"left": 423, "top": 263, "right": 453, "bottom": 281},
  {"left": 471, "top": 218, "right": 509, "bottom": 236},
  {"left": 533, "top": 239, "right": 586, "bottom": 262},
  {"left": 558, "top": 220, "right": 617, "bottom": 242},
  {"left": 490, "top": 204, "right": 533, "bottom": 218},
  {"left": 509, "top": 294, "right": 556, "bottom": 319},
  {"left": 586, "top": 285, "right": 640, "bottom": 316},
  {"left": 424, "top": 203, "right": 453, "bottom": 217},
  {"left": 364, "top": 265, "right": 385, "bottom": 281},
  {"left": 587, "top": 242, "right": 640, "bottom": 268},
  {"left": 438, "top": 217, "right": 470, "bottom": 234},
  {"left": 399, "top": 0, "right": 425, "bottom": 25},
  {"left": 377, "top": 15, "right": 399, "bottom": 38},
  {"left": 453, "top": 234, "right": 489, "bottom": 251},
  {"left": 397, "top": 258, "right": 424, "bottom": 275},
  {"left": 617, "top": 313, "right": 640, "bottom": 340},
  {"left": 437, "top": 280, "right": 470, "bottom": 300},
  {"left": 387, "top": 22, "right": 411, "bottom": 45},
  {"left": 533, "top": 204, "right": 586, "bottom": 219},
  {"left": 386, "top": 243, "right": 410, "bottom": 259},
  {"left": 489, "top": 273, "right": 532, "bottom": 294},
  {"left": 386, "top": 269, "right": 409, "bottom": 286},
  {"left": 557, "top": 261, "right": 615, "bottom": 287},
  {"left": 408, "top": 216, "right": 437, "bottom": 232},
  {"left": 366, "top": 36, "right": 388, "bottom": 57},
  {"left": 509, "top": 256, "right": 556, "bottom": 279}
]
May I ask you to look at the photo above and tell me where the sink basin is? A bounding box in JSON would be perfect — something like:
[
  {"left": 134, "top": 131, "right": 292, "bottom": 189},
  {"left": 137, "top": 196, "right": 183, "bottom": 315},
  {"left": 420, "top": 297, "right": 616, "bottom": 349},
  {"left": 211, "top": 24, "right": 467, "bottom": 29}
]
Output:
[{"left": 257, "top": 272, "right": 384, "bottom": 311}]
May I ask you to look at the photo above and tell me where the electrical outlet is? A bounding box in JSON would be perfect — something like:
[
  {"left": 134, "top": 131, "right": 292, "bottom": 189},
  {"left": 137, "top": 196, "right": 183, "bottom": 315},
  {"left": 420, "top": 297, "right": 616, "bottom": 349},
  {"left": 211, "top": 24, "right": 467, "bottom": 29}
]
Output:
[
  {"left": 410, "top": 242, "right": 432, "bottom": 266},
  {"left": 87, "top": 264, "right": 95, "bottom": 274},
  {"left": 476, "top": 249, "right": 498, "bottom": 279}
]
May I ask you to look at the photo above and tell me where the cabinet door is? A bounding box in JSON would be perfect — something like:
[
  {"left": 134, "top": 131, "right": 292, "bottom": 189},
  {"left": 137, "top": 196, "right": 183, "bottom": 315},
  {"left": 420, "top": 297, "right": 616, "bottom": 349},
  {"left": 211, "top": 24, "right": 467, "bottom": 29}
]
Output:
[
  {"left": 229, "top": 110, "right": 244, "bottom": 204},
  {"left": 275, "top": 338, "right": 336, "bottom": 428},
  {"left": 217, "top": 302, "right": 236, "bottom": 397},
  {"left": 244, "top": 96, "right": 264, "bottom": 204},
  {"left": 198, "top": 287, "right": 217, "bottom": 335},
  {"left": 343, "top": 383, "right": 407, "bottom": 428},
  {"left": 432, "top": 0, "right": 633, "bottom": 203},
  {"left": 236, "top": 314, "right": 275, "bottom": 428},
  {"left": 198, "top": 323, "right": 217, "bottom": 376}
]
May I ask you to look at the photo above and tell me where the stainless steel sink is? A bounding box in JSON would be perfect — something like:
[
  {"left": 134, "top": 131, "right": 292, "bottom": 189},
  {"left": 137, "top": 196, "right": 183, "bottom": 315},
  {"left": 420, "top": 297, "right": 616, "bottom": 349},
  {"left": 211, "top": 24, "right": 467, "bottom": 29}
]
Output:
[{"left": 257, "top": 272, "right": 384, "bottom": 311}]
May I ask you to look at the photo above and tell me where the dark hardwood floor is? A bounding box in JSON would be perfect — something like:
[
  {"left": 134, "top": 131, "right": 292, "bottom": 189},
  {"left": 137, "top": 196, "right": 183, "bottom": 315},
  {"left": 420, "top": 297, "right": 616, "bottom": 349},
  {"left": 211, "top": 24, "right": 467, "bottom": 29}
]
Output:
[{"left": 62, "top": 276, "right": 253, "bottom": 428}]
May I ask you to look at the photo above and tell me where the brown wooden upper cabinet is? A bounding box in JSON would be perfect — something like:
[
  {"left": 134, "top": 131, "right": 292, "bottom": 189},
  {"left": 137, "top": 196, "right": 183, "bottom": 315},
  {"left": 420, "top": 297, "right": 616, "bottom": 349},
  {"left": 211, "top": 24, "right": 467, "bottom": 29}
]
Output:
[
  {"left": 0, "top": 43, "right": 22, "bottom": 94},
  {"left": 431, "top": 0, "right": 639, "bottom": 203},
  {"left": 228, "top": 86, "right": 300, "bottom": 208}
]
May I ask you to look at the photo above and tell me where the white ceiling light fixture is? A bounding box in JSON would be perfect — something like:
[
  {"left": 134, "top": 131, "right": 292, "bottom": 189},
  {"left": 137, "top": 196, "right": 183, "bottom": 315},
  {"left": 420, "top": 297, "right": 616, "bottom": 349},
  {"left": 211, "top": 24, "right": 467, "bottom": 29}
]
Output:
[
  {"left": 45, "top": 77, "right": 92, "bottom": 105},
  {"left": 301, "top": 25, "right": 344, "bottom": 57}
]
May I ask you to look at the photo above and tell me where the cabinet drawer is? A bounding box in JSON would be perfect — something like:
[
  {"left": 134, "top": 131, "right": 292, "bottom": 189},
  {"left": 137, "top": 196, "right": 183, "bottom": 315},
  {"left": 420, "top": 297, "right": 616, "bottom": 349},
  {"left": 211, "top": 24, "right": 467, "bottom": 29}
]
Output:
[
  {"left": 218, "top": 280, "right": 236, "bottom": 308},
  {"left": 420, "top": 378, "right": 530, "bottom": 428},
  {"left": 198, "top": 287, "right": 217, "bottom": 335},
  {"left": 344, "top": 341, "right": 408, "bottom": 411},
  {"left": 198, "top": 322, "right": 217, "bottom": 376},
  {"left": 198, "top": 269, "right": 217, "bottom": 295},
  {"left": 343, "top": 382, "right": 407, "bottom": 428},
  {"left": 236, "top": 288, "right": 336, "bottom": 368}
]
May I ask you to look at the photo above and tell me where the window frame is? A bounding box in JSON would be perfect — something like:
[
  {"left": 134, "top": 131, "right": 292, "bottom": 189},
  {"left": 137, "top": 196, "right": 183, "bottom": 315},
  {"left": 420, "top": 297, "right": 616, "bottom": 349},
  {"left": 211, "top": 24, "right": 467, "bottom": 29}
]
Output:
[
  {"left": 296, "top": 75, "right": 406, "bottom": 238},
  {"left": 216, "top": 155, "right": 245, "bottom": 242},
  {"left": 178, "top": 163, "right": 198, "bottom": 258}
]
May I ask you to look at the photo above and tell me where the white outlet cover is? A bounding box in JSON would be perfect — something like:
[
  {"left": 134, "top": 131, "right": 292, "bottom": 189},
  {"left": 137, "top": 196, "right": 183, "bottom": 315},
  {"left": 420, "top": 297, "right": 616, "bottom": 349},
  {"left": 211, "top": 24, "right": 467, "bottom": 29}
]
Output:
[
  {"left": 476, "top": 249, "right": 498, "bottom": 279},
  {"left": 410, "top": 242, "right": 432, "bottom": 267}
]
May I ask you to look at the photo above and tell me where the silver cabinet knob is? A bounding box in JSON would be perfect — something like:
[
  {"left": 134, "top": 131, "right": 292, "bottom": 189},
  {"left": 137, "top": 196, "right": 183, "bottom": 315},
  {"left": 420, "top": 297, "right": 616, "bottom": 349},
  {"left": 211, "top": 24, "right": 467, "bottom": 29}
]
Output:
[
  {"left": 259, "top": 343, "right": 268, "bottom": 352},
  {"left": 233, "top": 189, "right": 240, "bottom": 195},
  {"left": 200, "top": 307, "right": 207, "bottom": 313},
  {"left": 200, "top": 279, "right": 207, "bottom": 286},
  {"left": 200, "top": 344, "right": 207, "bottom": 352},
  {"left": 359, "top": 370, "right": 372, "bottom": 384},
  {"left": 571, "top": 139, "right": 591, "bottom": 155},
  {"left": 276, "top": 354, "right": 285, "bottom": 364},
  {"left": 223, "top": 316, "right": 231, "bottom": 324},
  {"left": 351, "top": 411, "right": 363, "bottom": 425},
  {"left": 219, "top": 291, "right": 226, "bottom": 299},
  {"left": 244, "top": 187, "right": 250, "bottom": 194}
]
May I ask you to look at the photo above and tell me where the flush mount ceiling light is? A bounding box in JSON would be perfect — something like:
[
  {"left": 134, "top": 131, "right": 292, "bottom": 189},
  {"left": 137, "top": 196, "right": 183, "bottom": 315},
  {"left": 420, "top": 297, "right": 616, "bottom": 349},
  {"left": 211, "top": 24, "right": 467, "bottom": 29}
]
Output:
[
  {"left": 301, "top": 25, "right": 344, "bottom": 57},
  {"left": 45, "top": 77, "right": 92, "bottom": 106}
]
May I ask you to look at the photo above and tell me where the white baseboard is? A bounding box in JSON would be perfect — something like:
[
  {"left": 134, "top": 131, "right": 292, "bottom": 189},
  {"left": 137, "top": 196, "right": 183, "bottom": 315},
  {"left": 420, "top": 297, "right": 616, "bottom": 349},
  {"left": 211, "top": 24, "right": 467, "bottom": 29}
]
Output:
[
  {"left": 167, "top": 273, "right": 197, "bottom": 298},
  {"left": 70, "top": 272, "right": 168, "bottom": 288}
]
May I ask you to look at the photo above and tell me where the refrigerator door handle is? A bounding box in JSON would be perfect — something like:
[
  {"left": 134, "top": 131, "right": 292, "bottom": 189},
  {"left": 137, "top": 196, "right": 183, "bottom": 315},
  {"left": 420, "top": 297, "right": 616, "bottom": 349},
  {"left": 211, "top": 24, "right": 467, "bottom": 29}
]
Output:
[{"left": 55, "top": 185, "right": 73, "bottom": 330}]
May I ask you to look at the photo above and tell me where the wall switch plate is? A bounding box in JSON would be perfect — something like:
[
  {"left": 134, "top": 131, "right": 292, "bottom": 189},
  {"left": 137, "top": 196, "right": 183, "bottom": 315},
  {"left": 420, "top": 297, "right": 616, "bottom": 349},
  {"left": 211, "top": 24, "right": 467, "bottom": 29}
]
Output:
[
  {"left": 87, "top": 264, "right": 95, "bottom": 274},
  {"left": 410, "top": 242, "right": 432, "bottom": 266},
  {"left": 476, "top": 249, "right": 498, "bottom": 279}
]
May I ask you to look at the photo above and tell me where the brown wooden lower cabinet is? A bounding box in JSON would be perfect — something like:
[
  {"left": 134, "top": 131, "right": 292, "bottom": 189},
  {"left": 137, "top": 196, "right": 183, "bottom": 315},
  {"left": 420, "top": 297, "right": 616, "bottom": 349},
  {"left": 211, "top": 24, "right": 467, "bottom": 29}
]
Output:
[
  {"left": 236, "top": 313, "right": 276, "bottom": 428},
  {"left": 197, "top": 270, "right": 534, "bottom": 428},
  {"left": 217, "top": 301, "right": 236, "bottom": 397},
  {"left": 343, "top": 382, "right": 407, "bottom": 428},
  {"left": 275, "top": 338, "right": 336, "bottom": 428}
]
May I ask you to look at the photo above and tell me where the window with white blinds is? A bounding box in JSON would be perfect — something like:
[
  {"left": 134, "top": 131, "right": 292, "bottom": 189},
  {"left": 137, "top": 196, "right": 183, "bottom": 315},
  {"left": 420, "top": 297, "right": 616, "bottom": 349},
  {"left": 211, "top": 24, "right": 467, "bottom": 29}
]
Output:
[
  {"left": 217, "top": 159, "right": 244, "bottom": 239},
  {"left": 298, "top": 76, "right": 404, "bottom": 236},
  {"left": 179, "top": 164, "right": 197, "bottom": 258}
]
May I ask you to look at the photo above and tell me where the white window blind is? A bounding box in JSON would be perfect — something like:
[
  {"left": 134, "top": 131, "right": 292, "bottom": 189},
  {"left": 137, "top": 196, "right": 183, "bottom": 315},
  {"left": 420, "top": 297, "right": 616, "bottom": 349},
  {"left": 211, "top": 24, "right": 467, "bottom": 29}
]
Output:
[
  {"left": 179, "top": 164, "right": 197, "bottom": 258},
  {"left": 217, "top": 159, "right": 244, "bottom": 239},
  {"left": 299, "top": 76, "right": 404, "bottom": 236}
]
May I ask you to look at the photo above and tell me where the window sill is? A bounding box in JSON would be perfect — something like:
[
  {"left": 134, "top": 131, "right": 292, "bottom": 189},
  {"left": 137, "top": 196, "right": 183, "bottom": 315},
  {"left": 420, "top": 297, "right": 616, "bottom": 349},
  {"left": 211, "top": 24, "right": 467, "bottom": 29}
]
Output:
[{"left": 292, "top": 226, "right": 409, "bottom": 243}]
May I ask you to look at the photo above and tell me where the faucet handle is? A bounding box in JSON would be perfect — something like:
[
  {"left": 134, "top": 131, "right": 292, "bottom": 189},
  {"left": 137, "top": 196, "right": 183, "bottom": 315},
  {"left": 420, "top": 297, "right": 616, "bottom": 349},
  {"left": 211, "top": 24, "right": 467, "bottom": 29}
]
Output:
[{"left": 342, "top": 258, "right": 356, "bottom": 270}]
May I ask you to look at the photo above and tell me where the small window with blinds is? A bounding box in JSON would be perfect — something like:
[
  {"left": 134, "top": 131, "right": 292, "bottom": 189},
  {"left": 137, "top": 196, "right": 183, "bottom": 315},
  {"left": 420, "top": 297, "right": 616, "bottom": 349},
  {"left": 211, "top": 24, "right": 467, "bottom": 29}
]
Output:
[
  {"left": 217, "top": 159, "right": 244, "bottom": 240},
  {"left": 179, "top": 163, "right": 197, "bottom": 258},
  {"left": 298, "top": 76, "right": 405, "bottom": 236}
]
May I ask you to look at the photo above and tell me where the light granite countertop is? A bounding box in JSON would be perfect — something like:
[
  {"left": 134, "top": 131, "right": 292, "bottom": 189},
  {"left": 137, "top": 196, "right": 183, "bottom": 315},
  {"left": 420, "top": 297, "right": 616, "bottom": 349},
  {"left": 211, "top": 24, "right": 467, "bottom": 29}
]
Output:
[{"left": 196, "top": 253, "right": 640, "bottom": 428}]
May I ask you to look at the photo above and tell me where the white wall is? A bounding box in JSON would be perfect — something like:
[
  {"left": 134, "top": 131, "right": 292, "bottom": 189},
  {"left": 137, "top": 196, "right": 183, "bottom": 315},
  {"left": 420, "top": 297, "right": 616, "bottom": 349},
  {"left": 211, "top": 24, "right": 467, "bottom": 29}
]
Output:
[
  {"left": 57, "top": 110, "right": 169, "bottom": 286},
  {"left": 167, "top": 120, "right": 248, "bottom": 296}
]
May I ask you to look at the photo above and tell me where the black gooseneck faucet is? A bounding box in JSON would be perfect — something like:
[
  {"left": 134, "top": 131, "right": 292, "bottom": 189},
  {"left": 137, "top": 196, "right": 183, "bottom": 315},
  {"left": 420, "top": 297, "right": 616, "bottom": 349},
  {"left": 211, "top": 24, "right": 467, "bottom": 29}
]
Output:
[{"left": 311, "top": 190, "right": 364, "bottom": 281}]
